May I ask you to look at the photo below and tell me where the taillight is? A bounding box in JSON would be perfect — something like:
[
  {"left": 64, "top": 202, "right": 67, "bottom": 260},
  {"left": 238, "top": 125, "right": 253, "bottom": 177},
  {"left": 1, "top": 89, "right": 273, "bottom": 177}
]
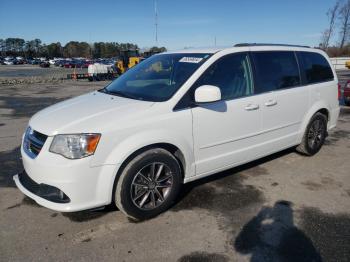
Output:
[{"left": 338, "top": 83, "right": 341, "bottom": 100}]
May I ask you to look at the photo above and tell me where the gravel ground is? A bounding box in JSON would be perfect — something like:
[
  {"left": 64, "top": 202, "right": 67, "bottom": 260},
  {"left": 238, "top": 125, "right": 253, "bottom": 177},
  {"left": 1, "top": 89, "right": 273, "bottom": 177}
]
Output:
[
  {"left": 0, "top": 64, "right": 88, "bottom": 85},
  {"left": 0, "top": 72, "right": 349, "bottom": 261}
]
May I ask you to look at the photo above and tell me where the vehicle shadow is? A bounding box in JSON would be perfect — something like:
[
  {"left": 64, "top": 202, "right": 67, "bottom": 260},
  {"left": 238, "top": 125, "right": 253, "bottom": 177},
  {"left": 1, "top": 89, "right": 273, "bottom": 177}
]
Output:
[
  {"left": 61, "top": 204, "right": 118, "bottom": 222},
  {"left": 234, "top": 201, "right": 322, "bottom": 262},
  {"left": 63, "top": 147, "right": 296, "bottom": 222},
  {"left": 173, "top": 147, "right": 295, "bottom": 211}
]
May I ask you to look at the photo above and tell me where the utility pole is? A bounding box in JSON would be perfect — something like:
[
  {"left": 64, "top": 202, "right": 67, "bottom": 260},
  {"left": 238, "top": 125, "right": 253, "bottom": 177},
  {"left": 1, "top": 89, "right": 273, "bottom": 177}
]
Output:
[{"left": 154, "top": 0, "right": 158, "bottom": 45}]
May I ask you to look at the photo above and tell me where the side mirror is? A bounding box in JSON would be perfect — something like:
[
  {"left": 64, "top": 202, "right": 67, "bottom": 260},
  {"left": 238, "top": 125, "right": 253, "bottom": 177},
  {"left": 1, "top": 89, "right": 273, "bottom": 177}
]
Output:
[{"left": 194, "top": 85, "right": 221, "bottom": 103}]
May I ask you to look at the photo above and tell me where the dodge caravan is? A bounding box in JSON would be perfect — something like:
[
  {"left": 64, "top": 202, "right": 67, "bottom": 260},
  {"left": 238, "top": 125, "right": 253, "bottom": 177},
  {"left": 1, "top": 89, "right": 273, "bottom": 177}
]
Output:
[{"left": 14, "top": 44, "right": 340, "bottom": 220}]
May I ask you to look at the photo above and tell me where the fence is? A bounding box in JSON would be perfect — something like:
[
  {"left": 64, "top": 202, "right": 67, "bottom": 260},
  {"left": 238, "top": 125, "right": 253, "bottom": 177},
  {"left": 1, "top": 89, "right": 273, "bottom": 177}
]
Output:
[{"left": 330, "top": 57, "right": 350, "bottom": 70}]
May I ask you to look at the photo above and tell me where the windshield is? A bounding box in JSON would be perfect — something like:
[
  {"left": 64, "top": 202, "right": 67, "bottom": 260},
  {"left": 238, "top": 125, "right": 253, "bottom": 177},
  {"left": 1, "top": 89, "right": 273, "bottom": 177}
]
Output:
[{"left": 103, "top": 53, "right": 211, "bottom": 102}]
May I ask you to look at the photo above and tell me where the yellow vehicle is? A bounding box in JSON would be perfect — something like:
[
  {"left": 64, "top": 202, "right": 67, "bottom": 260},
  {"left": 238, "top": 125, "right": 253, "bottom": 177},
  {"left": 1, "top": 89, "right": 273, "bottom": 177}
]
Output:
[
  {"left": 128, "top": 57, "right": 144, "bottom": 68},
  {"left": 115, "top": 49, "right": 145, "bottom": 74},
  {"left": 116, "top": 57, "right": 144, "bottom": 74},
  {"left": 346, "top": 60, "right": 350, "bottom": 69}
]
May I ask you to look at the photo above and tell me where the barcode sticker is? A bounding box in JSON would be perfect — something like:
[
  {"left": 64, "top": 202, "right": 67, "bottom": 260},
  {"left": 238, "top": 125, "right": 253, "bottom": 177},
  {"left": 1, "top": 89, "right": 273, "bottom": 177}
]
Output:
[{"left": 179, "top": 57, "right": 203, "bottom": 63}]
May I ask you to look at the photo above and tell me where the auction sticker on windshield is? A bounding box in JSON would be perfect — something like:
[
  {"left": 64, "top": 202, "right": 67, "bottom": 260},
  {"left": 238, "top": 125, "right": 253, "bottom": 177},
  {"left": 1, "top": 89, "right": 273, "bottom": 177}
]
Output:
[{"left": 179, "top": 57, "right": 203, "bottom": 63}]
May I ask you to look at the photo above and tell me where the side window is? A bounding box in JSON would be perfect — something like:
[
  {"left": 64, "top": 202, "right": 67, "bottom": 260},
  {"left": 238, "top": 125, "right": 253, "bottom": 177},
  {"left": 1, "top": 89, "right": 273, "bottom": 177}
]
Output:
[
  {"left": 297, "top": 52, "right": 334, "bottom": 84},
  {"left": 252, "top": 51, "right": 300, "bottom": 94},
  {"left": 194, "top": 53, "right": 254, "bottom": 100}
]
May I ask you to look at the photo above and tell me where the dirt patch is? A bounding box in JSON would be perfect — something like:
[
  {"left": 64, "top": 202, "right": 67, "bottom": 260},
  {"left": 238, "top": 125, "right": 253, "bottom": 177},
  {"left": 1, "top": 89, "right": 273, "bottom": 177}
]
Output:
[
  {"left": 301, "top": 181, "right": 323, "bottom": 191},
  {"left": 0, "top": 95, "right": 61, "bottom": 118},
  {"left": 346, "top": 189, "right": 350, "bottom": 197},
  {"left": 325, "top": 129, "right": 350, "bottom": 146},
  {"left": 6, "top": 203, "right": 21, "bottom": 210}
]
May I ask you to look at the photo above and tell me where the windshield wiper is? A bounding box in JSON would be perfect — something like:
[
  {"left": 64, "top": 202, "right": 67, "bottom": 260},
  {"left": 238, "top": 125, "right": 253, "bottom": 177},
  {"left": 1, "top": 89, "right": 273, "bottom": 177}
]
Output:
[{"left": 99, "top": 88, "right": 143, "bottom": 100}]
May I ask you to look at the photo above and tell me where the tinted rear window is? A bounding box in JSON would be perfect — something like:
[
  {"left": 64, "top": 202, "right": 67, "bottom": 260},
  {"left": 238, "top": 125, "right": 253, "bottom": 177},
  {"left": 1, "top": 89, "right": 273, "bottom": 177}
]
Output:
[
  {"left": 252, "top": 51, "right": 300, "bottom": 94},
  {"left": 298, "top": 52, "right": 334, "bottom": 84}
]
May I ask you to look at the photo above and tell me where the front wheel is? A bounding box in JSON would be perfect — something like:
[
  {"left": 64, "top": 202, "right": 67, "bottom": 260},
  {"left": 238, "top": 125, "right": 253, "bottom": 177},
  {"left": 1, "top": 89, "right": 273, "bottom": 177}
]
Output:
[
  {"left": 296, "top": 112, "right": 327, "bottom": 156},
  {"left": 115, "top": 148, "right": 182, "bottom": 220}
]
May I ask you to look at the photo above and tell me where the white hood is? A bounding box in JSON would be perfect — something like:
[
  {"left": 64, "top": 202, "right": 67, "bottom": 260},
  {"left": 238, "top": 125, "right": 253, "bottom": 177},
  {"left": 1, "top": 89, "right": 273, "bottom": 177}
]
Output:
[{"left": 29, "top": 91, "right": 155, "bottom": 135}]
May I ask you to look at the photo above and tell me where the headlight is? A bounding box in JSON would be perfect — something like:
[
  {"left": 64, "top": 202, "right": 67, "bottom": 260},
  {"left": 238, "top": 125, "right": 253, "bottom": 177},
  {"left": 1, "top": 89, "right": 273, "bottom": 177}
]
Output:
[{"left": 50, "top": 134, "right": 101, "bottom": 159}]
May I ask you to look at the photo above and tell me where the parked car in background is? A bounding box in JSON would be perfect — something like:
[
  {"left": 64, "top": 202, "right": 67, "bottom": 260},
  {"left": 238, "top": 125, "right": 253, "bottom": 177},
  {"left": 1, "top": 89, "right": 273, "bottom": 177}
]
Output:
[
  {"left": 14, "top": 44, "right": 339, "bottom": 220},
  {"left": 64, "top": 60, "right": 78, "bottom": 68},
  {"left": 39, "top": 61, "right": 50, "bottom": 68},
  {"left": 28, "top": 59, "right": 41, "bottom": 65},
  {"left": 344, "top": 81, "right": 350, "bottom": 106},
  {"left": 16, "top": 59, "right": 25, "bottom": 65},
  {"left": 81, "top": 60, "right": 93, "bottom": 68},
  {"left": 3, "top": 59, "right": 14, "bottom": 65},
  {"left": 55, "top": 60, "right": 66, "bottom": 67}
]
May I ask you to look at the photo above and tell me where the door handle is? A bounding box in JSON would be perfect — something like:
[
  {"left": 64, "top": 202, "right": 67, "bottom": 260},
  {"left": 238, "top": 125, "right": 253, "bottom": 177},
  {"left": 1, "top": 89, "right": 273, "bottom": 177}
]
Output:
[
  {"left": 245, "top": 104, "right": 259, "bottom": 111},
  {"left": 264, "top": 100, "right": 277, "bottom": 107}
]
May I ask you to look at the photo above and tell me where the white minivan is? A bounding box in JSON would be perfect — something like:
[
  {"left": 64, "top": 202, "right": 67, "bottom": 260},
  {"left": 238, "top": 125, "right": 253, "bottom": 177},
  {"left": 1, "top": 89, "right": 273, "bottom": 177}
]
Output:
[{"left": 14, "top": 44, "right": 340, "bottom": 220}]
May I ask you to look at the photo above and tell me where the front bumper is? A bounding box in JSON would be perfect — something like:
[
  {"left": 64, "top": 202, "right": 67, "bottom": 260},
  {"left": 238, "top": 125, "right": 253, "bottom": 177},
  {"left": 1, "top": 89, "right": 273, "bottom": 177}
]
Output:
[
  {"left": 15, "top": 140, "right": 119, "bottom": 212},
  {"left": 15, "top": 171, "right": 70, "bottom": 203}
]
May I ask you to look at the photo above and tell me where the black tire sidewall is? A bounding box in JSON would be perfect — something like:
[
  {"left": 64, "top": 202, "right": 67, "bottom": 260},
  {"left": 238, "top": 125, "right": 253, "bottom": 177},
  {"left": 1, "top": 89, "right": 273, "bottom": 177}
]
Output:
[
  {"left": 117, "top": 150, "right": 182, "bottom": 220},
  {"left": 304, "top": 113, "right": 327, "bottom": 155}
]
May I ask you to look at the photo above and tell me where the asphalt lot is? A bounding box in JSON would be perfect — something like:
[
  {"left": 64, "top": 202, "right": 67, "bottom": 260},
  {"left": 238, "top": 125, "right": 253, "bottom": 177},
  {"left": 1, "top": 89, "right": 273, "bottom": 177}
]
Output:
[{"left": 0, "top": 71, "right": 350, "bottom": 261}]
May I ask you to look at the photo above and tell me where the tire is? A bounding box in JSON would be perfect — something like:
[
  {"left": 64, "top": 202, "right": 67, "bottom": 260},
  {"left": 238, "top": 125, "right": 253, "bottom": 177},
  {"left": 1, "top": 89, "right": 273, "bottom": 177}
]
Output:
[
  {"left": 296, "top": 112, "right": 327, "bottom": 156},
  {"left": 115, "top": 148, "right": 182, "bottom": 220}
]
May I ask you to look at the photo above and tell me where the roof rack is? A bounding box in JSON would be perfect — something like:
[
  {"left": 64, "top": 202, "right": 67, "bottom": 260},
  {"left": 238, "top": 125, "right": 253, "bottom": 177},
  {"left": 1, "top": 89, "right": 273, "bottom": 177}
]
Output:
[{"left": 234, "top": 43, "right": 310, "bottom": 48}]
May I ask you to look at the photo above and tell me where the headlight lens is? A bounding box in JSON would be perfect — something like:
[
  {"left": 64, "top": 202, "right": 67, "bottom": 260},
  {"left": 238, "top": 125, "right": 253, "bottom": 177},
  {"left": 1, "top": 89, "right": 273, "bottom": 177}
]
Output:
[{"left": 50, "top": 134, "right": 101, "bottom": 159}]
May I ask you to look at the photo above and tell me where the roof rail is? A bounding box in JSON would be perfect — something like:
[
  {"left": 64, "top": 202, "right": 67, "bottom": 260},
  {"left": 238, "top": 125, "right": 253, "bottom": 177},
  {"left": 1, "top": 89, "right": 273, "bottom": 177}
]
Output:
[{"left": 234, "top": 43, "right": 310, "bottom": 48}]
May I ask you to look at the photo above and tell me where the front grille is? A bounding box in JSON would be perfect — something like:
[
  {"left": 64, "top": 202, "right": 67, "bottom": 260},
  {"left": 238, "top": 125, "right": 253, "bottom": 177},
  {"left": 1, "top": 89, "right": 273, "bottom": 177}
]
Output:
[{"left": 23, "top": 127, "right": 48, "bottom": 159}]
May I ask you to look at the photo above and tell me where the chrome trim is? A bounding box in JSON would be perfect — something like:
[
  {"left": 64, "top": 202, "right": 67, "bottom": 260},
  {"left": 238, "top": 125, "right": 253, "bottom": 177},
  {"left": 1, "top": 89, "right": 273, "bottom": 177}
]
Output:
[{"left": 23, "top": 127, "right": 47, "bottom": 159}]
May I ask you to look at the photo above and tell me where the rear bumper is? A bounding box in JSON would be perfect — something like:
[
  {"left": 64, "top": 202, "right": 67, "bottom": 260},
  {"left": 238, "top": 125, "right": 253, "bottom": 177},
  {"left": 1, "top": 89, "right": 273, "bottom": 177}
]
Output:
[{"left": 329, "top": 106, "right": 340, "bottom": 130}]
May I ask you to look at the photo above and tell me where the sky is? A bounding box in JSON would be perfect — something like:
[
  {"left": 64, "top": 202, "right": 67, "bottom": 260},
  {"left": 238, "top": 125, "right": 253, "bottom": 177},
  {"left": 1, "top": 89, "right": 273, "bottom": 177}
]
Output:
[{"left": 0, "top": 0, "right": 339, "bottom": 50}]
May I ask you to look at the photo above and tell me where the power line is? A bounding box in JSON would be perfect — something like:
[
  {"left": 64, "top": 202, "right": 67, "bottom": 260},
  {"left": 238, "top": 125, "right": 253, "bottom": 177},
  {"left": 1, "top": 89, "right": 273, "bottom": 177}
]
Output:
[{"left": 154, "top": 0, "right": 158, "bottom": 45}]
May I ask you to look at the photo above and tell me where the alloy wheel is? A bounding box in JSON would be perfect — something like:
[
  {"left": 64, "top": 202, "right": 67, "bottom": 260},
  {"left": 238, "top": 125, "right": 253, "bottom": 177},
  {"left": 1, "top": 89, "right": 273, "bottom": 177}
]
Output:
[
  {"left": 130, "top": 162, "right": 173, "bottom": 210},
  {"left": 307, "top": 119, "right": 325, "bottom": 149}
]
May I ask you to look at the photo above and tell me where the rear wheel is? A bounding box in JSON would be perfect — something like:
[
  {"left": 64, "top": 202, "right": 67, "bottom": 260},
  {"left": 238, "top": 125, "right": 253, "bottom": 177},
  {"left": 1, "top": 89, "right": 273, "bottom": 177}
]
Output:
[
  {"left": 115, "top": 148, "right": 182, "bottom": 220},
  {"left": 296, "top": 112, "right": 327, "bottom": 156}
]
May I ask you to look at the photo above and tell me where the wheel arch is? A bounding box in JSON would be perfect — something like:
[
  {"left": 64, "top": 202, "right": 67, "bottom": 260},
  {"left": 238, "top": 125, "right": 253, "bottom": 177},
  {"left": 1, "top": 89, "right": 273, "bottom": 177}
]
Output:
[
  {"left": 110, "top": 142, "right": 187, "bottom": 204},
  {"left": 298, "top": 102, "right": 330, "bottom": 142}
]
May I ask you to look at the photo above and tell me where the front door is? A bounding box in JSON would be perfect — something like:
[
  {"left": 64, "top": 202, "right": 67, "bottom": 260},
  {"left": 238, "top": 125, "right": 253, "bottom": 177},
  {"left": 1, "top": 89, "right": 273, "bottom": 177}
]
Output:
[{"left": 191, "top": 52, "right": 263, "bottom": 175}]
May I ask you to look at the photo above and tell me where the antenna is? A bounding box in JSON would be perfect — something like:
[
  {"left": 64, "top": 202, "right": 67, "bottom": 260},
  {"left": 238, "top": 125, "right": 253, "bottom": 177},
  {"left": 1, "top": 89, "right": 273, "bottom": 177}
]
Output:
[{"left": 154, "top": 0, "right": 158, "bottom": 45}]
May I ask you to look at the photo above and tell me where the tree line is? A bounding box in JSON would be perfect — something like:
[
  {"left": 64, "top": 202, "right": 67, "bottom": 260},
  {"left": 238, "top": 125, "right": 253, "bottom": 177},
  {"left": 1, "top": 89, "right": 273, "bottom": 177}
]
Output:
[
  {"left": 0, "top": 38, "right": 166, "bottom": 58},
  {"left": 321, "top": 0, "right": 350, "bottom": 56}
]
